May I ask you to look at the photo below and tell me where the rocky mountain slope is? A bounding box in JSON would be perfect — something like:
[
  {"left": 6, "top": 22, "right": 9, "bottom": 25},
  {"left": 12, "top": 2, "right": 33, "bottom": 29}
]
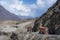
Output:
[
  {"left": 0, "top": 5, "right": 21, "bottom": 21},
  {"left": 32, "top": 0, "right": 60, "bottom": 35}
]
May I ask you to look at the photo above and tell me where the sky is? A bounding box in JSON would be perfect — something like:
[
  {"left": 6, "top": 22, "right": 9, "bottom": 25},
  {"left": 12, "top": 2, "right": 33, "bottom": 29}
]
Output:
[{"left": 0, "top": 0, "right": 57, "bottom": 18}]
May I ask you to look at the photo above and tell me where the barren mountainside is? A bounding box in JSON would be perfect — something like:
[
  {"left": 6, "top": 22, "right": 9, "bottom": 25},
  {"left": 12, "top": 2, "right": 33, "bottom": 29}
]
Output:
[
  {"left": 0, "top": 5, "right": 21, "bottom": 21},
  {"left": 32, "top": 0, "right": 60, "bottom": 35}
]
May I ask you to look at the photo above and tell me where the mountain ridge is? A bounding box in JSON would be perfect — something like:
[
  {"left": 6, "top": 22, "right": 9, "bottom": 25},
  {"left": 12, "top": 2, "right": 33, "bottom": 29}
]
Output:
[
  {"left": 0, "top": 5, "right": 21, "bottom": 21},
  {"left": 32, "top": 0, "right": 60, "bottom": 35}
]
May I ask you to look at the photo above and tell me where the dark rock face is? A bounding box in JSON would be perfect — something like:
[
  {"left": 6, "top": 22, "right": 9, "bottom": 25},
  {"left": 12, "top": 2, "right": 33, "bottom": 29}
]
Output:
[
  {"left": 10, "top": 33, "right": 19, "bottom": 40},
  {"left": 32, "top": 0, "right": 60, "bottom": 35}
]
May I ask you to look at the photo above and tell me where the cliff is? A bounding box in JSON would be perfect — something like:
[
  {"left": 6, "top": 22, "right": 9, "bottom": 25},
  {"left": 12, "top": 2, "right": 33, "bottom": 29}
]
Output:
[{"left": 32, "top": 0, "right": 60, "bottom": 35}]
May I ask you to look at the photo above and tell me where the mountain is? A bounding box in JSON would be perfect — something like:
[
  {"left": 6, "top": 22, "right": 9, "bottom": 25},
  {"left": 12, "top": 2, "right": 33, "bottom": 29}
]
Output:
[
  {"left": 32, "top": 0, "right": 60, "bottom": 35},
  {"left": 18, "top": 15, "right": 33, "bottom": 20},
  {"left": 0, "top": 5, "right": 21, "bottom": 21}
]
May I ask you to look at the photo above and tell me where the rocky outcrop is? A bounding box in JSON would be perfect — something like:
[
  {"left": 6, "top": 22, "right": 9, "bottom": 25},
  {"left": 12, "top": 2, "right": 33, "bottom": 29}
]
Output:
[
  {"left": 0, "top": 32, "right": 60, "bottom": 40},
  {"left": 32, "top": 0, "right": 60, "bottom": 35},
  {"left": 0, "top": 21, "right": 60, "bottom": 40}
]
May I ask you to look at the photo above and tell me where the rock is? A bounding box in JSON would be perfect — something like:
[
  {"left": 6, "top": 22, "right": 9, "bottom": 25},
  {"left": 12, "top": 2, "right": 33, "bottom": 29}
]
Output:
[
  {"left": 32, "top": 0, "right": 60, "bottom": 35},
  {"left": 0, "top": 35, "right": 9, "bottom": 40},
  {"left": 10, "top": 32, "right": 19, "bottom": 40}
]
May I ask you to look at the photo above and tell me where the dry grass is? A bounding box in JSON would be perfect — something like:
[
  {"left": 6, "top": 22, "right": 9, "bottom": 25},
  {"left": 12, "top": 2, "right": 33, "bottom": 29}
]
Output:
[{"left": 0, "top": 20, "right": 20, "bottom": 25}]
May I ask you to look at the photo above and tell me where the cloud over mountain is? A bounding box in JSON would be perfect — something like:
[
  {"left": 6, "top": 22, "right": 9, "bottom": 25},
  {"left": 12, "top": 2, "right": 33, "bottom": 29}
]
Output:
[
  {"left": 0, "top": 0, "right": 57, "bottom": 18},
  {"left": 0, "top": 5, "right": 20, "bottom": 21}
]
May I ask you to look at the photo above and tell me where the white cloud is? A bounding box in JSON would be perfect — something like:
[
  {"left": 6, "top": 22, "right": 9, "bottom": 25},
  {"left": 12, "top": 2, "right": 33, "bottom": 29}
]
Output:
[
  {"left": 37, "top": 0, "right": 45, "bottom": 7},
  {"left": 19, "top": 12, "right": 30, "bottom": 16},
  {"left": 9, "top": 3, "right": 31, "bottom": 16},
  {"left": 36, "top": 0, "right": 57, "bottom": 8},
  {"left": 0, "top": 0, "right": 32, "bottom": 16},
  {"left": 0, "top": 0, "right": 57, "bottom": 17},
  {"left": 46, "top": 0, "right": 57, "bottom": 7},
  {"left": 29, "top": 4, "right": 38, "bottom": 9}
]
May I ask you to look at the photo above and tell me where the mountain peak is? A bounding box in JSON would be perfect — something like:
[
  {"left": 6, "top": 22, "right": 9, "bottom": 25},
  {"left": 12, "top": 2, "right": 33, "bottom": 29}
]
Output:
[{"left": 0, "top": 5, "right": 21, "bottom": 21}]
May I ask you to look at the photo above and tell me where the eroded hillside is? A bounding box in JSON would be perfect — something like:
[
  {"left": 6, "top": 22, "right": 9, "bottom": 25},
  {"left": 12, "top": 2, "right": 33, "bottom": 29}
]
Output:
[{"left": 32, "top": 0, "right": 60, "bottom": 35}]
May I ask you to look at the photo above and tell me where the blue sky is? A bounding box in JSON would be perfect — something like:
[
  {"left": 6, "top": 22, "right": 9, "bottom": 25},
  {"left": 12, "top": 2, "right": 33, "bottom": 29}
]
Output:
[{"left": 0, "top": 0, "right": 57, "bottom": 18}]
